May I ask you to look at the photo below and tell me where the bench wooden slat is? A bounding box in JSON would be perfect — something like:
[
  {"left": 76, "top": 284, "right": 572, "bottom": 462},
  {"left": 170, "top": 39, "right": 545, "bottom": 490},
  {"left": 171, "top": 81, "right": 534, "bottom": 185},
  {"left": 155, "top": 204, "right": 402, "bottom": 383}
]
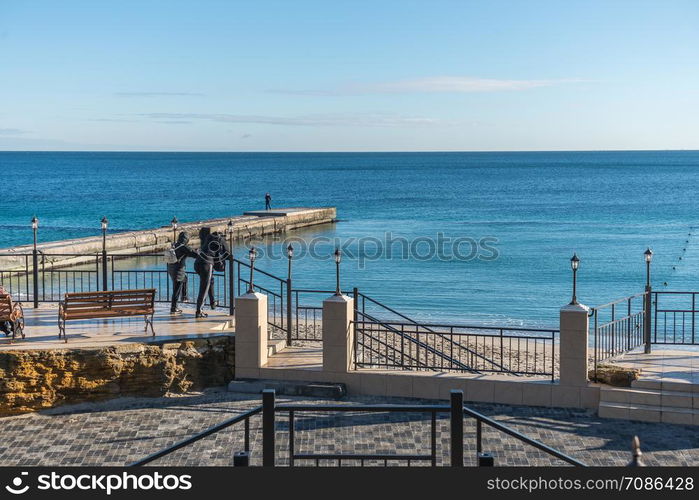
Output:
[{"left": 59, "top": 289, "right": 156, "bottom": 342}]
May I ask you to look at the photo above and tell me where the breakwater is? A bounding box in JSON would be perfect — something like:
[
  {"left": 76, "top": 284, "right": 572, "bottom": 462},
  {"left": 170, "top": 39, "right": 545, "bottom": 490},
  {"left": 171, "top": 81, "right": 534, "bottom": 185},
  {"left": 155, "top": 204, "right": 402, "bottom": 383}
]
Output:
[{"left": 0, "top": 207, "right": 336, "bottom": 270}]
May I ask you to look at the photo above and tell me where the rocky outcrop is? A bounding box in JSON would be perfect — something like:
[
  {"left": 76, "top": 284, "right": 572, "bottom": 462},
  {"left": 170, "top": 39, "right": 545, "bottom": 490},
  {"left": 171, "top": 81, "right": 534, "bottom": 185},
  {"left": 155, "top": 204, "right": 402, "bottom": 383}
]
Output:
[
  {"left": 0, "top": 336, "right": 235, "bottom": 416},
  {"left": 588, "top": 364, "right": 641, "bottom": 387}
]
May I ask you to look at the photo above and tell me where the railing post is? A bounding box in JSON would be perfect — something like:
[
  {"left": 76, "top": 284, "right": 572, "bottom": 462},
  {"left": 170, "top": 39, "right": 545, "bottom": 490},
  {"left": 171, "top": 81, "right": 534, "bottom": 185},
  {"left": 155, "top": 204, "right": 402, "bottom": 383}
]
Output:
[
  {"left": 644, "top": 286, "right": 652, "bottom": 354},
  {"left": 560, "top": 302, "right": 590, "bottom": 387},
  {"left": 228, "top": 256, "right": 235, "bottom": 316},
  {"left": 32, "top": 249, "right": 39, "bottom": 308},
  {"left": 102, "top": 252, "right": 109, "bottom": 291},
  {"left": 286, "top": 277, "right": 293, "bottom": 347},
  {"left": 262, "top": 389, "right": 276, "bottom": 467},
  {"left": 450, "top": 389, "right": 463, "bottom": 467},
  {"left": 322, "top": 292, "right": 354, "bottom": 373}
]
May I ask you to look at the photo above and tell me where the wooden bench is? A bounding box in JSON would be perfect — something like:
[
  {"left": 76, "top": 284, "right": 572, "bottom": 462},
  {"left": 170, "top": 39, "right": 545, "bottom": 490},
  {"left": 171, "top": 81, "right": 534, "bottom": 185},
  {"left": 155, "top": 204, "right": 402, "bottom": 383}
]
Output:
[
  {"left": 0, "top": 294, "right": 25, "bottom": 343},
  {"left": 58, "top": 289, "right": 156, "bottom": 343}
]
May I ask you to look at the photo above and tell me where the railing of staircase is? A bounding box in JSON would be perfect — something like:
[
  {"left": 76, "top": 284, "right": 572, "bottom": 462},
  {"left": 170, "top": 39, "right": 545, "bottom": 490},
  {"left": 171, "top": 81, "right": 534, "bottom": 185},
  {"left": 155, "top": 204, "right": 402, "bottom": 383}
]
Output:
[
  {"left": 589, "top": 292, "right": 648, "bottom": 378},
  {"left": 652, "top": 291, "right": 699, "bottom": 345},
  {"left": 130, "top": 390, "right": 586, "bottom": 467},
  {"left": 353, "top": 290, "right": 540, "bottom": 377}
]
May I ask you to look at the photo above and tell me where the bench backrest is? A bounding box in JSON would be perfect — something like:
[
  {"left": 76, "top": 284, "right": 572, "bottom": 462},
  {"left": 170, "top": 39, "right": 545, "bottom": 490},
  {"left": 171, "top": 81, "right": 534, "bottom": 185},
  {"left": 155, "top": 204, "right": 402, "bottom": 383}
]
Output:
[
  {"left": 0, "top": 294, "right": 12, "bottom": 319},
  {"left": 63, "top": 289, "right": 156, "bottom": 314}
]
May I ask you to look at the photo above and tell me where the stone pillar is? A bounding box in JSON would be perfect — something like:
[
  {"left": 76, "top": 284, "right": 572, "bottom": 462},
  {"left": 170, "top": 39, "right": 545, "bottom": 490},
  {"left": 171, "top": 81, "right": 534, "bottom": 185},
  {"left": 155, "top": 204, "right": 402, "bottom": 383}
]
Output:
[
  {"left": 234, "top": 292, "right": 268, "bottom": 376},
  {"left": 559, "top": 303, "right": 590, "bottom": 386},
  {"left": 322, "top": 294, "right": 354, "bottom": 373}
]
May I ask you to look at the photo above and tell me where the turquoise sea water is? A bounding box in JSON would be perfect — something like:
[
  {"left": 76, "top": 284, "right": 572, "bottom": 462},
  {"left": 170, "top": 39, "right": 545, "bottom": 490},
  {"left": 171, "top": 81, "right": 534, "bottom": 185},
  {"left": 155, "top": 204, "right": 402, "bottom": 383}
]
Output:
[{"left": 1, "top": 151, "right": 699, "bottom": 327}]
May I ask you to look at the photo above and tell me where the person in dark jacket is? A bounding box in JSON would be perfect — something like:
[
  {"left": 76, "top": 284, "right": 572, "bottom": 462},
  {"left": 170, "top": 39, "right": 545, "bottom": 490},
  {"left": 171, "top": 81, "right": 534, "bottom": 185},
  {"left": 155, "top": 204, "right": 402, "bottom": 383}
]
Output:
[
  {"left": 167, "top": 232, "right": 198, "bottom": 314},
  {"left": 193, "top": 228, "right": 230, "bottom": 318},
  {"left": 265, "top": 192, "right": 272, "bottom": 210}
]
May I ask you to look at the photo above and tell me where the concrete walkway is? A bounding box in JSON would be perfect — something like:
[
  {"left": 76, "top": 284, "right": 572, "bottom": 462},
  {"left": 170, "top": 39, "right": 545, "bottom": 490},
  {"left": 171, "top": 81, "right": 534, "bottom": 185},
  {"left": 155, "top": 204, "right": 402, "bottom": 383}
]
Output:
[
  {"left": 1, "top": 389, "right": 697, "bottom": 466},
  {"left": 1, "top": 304, "right": 233, "bottom": 350}
]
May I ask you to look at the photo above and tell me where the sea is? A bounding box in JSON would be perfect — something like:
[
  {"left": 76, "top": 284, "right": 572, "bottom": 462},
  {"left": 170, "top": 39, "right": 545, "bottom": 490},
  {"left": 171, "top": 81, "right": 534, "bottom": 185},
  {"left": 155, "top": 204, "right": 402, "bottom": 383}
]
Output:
[{"left": 2, "top": 150, "right": 699, "bottom": 327}]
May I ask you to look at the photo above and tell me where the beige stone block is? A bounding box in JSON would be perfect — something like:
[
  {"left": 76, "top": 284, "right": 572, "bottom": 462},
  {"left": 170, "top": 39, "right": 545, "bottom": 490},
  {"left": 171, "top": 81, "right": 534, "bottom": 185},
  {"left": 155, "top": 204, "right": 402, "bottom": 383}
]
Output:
[
  {"left": 439, "top": 377, "right": 469, "bottom": 400},
  {"left": 661, "top": 409, "right": 694, "bottom": 425},
  {"left": 360, "top": 373, "right": 388, "bottom": 396},
  {"left": 466, "top": 380, "right": 495, "bottom": 403},
  {"left": 235, "top": 367, "right": 260, "bottom": 379},
  {"left": 661, "top": 392, "right": 693, "bottom": 408},
  {"left": 522, "top": 382, "right": 553, "bottom": 407},
  {"left": 323, "top": 345, "right": 350, "bottom": 373},
  {"left": 492, "top": 382, "right": 523, "bottom": 405},
  {"left": 412, "top": 375, "right": 441, "bottom": 400},
  {"left": 631, "top": 407, "right": 661, "bottom": 423},
  {"left": 580, "top": 386, "right": 600, "bottom": 408},
  {"left": 386, "top": 374, "right": 414, "bottom": 398},
  {"left": 598, "top": 403, "right": 629, "bottom": 420},
  {"left": 551, "top": 385, "right": 581, "bottom": 407},
  {"left": 600, "top": 388, "right": 630, "bottom": 403}
]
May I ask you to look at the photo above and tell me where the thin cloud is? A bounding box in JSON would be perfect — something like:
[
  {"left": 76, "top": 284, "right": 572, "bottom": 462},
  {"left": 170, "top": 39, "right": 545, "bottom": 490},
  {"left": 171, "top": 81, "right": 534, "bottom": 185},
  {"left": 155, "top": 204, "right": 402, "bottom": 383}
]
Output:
[
  {"left": 139, "top": 112, "right": 438, "bottom": 127},
  {"left": 115, "top": 92, "right": 204, "bottom": 97},
  {"left": 0, "top": 128, "right": 27, "bottom": 135},
  {"left": 269, "top": 76, "right": 583, "bottom": 96}
]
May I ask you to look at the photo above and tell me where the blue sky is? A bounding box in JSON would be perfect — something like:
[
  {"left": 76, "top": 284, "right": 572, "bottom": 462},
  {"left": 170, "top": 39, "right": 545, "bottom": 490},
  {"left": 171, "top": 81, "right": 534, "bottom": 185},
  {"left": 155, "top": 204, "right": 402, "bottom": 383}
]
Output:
[{"left": 1, "top": 0, "right": 697, "bottom": 151}]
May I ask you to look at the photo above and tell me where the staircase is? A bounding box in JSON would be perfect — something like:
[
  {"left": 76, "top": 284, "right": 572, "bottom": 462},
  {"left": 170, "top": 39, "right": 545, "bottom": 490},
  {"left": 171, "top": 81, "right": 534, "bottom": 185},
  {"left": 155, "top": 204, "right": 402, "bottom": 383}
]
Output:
[{"left": 599, "top": 379, "right": 699, "bottom": 425}]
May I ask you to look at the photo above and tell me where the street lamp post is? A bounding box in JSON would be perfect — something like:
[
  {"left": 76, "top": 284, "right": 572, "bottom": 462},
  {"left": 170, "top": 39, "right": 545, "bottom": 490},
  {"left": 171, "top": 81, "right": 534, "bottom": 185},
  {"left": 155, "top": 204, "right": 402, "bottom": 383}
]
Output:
[
  {"left": 286, "top": 244, "right": 294, "bottom": 347},
  {"left": 227, "top": 220, "right": 235, "bottom": 316},
  {"left": 644, "top": 248, "right": 653, "bottom": 354},
  {"left": 248, "top": 247, "right": 256, "bottom": 293},
  {"left": 334, "top": 248, "right": 342, "bottom": 296},
  {"left": 101, "top": 216, "right": 109, "bottom": 291},
  {"left": 171, "top": 217, "right": 178, "bottom": 242},
  {"left": 569, "top": 253, "right": 580, "bottom": 305},
  {"left": 31, "top": 216, "right": 39, "bottom": 308}
]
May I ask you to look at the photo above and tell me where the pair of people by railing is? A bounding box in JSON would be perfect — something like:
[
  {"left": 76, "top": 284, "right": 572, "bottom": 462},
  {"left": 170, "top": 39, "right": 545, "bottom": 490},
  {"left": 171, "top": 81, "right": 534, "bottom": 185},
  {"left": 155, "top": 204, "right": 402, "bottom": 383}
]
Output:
[{"left": 166, "top": 227, "right": 230, "bottom": 318}]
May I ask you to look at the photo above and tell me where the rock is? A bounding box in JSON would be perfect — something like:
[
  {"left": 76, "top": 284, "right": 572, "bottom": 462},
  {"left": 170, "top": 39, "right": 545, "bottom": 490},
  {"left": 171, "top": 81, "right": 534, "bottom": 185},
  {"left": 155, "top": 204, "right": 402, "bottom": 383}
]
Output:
[
  {"left": 0, "top": 335, "right": 235, "bottom": 416},
  {"left": 588, "top": 364, "right": 641, "bottom": 387}
]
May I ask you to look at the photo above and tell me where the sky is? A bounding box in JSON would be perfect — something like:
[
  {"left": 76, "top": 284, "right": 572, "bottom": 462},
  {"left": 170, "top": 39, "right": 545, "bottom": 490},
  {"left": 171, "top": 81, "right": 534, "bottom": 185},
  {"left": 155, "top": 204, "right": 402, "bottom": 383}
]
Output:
[{"left": 0, "top": 0, "right": 698, "bottom": 152}]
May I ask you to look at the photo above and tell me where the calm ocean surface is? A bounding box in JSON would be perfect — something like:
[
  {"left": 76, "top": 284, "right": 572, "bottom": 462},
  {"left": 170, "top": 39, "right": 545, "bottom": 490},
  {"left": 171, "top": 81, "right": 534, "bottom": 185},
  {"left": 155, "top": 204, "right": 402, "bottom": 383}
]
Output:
[{"left": 2, "top": 151, "right": 699, "bottom": 327}]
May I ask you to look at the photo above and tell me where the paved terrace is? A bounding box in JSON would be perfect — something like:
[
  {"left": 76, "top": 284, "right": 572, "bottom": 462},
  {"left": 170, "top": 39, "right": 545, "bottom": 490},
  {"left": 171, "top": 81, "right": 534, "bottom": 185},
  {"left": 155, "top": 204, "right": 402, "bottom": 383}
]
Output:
[
  {"left": 0, "top": 304, "right": 233, "bottom": 350},
  {"left": 1, "top": 389, "right": 697, "bottom": 467},
  {"left": 607, "top": 346, "right": 699, "bottom": 387}
]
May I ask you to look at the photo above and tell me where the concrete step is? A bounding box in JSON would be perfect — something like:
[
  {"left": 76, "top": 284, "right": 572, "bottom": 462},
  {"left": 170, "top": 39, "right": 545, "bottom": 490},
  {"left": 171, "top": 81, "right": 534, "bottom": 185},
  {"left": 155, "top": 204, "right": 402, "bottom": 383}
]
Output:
[
  {"left": 228, "top": 378, "right": 346, "bottom": 399},
  {"left": 631, "top": 378, "right": 698, "bottom": 392},
  {"left": 267, "top": 338, "right": 286, "bottom": 357},
  {"left": 600, "top": 387, "right": 697, "bottom": 408},
  {"left": 599, "top": 401, "right": 699, "bottom": 425}
]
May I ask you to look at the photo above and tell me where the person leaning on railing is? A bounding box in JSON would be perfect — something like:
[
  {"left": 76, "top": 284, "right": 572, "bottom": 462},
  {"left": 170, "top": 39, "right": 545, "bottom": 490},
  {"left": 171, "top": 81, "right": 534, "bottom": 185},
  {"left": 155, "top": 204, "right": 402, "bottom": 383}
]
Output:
[{"left": 167, "top": 232, "right": 199, "bottom": 314}]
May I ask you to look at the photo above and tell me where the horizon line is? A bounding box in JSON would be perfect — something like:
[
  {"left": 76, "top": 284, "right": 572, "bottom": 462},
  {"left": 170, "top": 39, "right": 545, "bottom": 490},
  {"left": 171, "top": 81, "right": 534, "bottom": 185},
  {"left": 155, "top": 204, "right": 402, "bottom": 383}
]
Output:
[{"left": 1, "top": 148, "right": 698, "bottom": 154}]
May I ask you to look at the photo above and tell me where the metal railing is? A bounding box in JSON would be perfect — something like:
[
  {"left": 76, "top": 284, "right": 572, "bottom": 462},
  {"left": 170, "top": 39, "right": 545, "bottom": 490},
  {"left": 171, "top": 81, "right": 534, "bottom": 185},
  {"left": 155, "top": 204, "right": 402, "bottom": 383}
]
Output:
[
  {"left": 130, "top": 389, "right": 586, "bottom": 467},
  {"left": 589, "top": 292, "right": 648, "bottom": 376},
  {"left": 652, "top": 291, "right": 699, "bottom": 345},
  {"left": 354, "top": 319, "right": 557, "bottom": 380}
]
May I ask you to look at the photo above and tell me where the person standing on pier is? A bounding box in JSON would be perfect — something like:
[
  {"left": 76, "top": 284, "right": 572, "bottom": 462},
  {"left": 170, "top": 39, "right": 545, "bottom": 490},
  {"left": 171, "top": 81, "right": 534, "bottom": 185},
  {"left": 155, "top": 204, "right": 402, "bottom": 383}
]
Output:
[
  {"left": 166, "top": 232, "right": 198, "bottom": 314},
  {"left": 265, "top": 192, "right": 272, "bottom": 210}
]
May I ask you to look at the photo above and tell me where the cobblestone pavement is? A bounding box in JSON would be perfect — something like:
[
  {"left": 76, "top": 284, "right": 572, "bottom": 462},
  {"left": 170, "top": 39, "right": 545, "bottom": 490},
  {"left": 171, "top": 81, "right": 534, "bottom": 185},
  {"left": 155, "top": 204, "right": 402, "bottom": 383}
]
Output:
[{"left": 1, "top": 389, "right": 697, "bottom": 467}]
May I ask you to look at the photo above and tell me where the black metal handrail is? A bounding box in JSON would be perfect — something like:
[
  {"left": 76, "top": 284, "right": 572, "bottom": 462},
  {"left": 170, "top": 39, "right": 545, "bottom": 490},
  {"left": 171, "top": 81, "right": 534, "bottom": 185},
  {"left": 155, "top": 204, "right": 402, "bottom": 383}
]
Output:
[
  {"left": 130, "top": 390, "right": 586, "bottom": 467},
  {"left": 355, "top": 291, "right": 515, "bottom": 375},
  {"left": 355, "top": 318, "right": 557, "bottom": 378},
  {"left": 129, "top": 405, "right": 262, "bottom": 466},
  {"left": 589, "top": 292, "right": 648, "bottom": 377},
  {"left": 652, "top": 291, "right": 699, "bottom": 345}
]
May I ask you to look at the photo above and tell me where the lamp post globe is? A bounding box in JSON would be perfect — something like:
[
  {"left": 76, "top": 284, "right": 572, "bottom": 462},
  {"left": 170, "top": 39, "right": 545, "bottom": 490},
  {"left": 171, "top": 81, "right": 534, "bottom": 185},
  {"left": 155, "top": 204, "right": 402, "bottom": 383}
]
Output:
[{"left": 644, "top": 248, "right": 653, "bottom": 288}]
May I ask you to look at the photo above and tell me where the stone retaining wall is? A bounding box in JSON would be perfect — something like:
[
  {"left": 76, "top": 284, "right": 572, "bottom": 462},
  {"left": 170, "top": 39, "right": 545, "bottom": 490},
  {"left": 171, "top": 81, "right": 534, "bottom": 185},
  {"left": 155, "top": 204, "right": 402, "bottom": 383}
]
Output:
[{"left": 0, "top": 336, "right": 235, "bottom": 416}]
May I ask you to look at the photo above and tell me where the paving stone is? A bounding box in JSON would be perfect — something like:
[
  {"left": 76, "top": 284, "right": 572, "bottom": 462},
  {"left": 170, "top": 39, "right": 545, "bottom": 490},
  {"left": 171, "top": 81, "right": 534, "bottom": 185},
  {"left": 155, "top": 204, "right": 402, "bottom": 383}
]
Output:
[{"left": 0, "top": 388, "right": 697, "bottom": 467}]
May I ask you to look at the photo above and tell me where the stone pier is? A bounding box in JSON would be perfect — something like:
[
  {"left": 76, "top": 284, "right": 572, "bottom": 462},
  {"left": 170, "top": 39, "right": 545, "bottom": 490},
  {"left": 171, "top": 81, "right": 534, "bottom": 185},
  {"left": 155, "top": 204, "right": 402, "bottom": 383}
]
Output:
[{"left": 0, "top": 207, "right": 336, "bottom": 270}]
